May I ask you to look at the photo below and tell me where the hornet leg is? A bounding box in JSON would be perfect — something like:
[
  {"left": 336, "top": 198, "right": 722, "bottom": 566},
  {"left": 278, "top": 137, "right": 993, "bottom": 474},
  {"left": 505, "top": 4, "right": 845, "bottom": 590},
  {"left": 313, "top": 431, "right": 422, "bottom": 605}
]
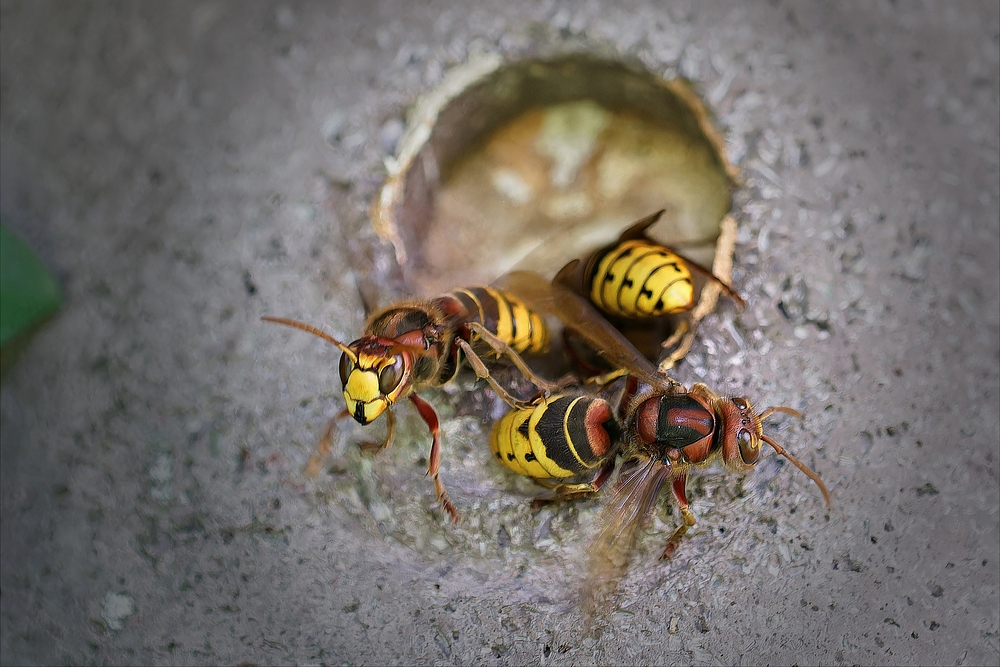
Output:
[
  {"left": 659, "top": 474, "right": 697, "bottom": 560},
  {"left": 456, "top": 338, "right": 547, "bottom": 410},
  {"left": 530, "top": 460, "right": 616, "bottom": 508},
  {"left": 409, "top": 394, "right": 459, "bottom": 523},
  {"left": 358, "top": 407, "right": 396, "bottom": 454},
  {"left": 658, "top": 321, "right": 695, "bottom": 372},
  {"left": 304, "top": 409, "right": 348, "bottom": 477},
  {"left": 465, "top": 322, "right": 573, "bottom": 394}
]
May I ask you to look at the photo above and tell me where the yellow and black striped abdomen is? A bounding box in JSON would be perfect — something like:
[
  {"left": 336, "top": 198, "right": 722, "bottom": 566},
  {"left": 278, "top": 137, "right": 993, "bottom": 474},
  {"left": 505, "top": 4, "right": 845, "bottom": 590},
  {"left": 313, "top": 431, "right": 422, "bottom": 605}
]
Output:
[
  {"left": 489, "top": 394, "right": 617, "bottom": 480},
  {"left": 449, "top": 286, "right": 549, "bottom": 354},
  {"left": 589, "top": 240, "right": 695, "bottom": 317}
]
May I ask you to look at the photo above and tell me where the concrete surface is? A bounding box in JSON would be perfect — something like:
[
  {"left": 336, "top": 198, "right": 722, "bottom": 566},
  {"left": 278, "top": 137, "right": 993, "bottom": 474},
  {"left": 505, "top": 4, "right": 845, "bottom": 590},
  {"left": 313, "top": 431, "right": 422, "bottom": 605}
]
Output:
[{"left": 1, "top": 2, "right": 997, "bottom": 665}]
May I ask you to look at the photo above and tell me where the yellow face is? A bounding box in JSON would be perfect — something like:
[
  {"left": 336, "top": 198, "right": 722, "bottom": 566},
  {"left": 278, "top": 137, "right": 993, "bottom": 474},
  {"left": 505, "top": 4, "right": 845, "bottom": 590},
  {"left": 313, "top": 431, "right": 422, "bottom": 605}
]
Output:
[{"left": 339, "top": 349, "right": 406, "bottom": 425}]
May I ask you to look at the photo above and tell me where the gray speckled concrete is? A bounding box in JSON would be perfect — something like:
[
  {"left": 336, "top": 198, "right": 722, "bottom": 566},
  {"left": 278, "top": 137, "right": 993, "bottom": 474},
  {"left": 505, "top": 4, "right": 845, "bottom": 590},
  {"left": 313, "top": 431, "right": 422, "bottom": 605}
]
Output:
[{"left": 1, "top": 2, "right": 997, "bottom": 665}]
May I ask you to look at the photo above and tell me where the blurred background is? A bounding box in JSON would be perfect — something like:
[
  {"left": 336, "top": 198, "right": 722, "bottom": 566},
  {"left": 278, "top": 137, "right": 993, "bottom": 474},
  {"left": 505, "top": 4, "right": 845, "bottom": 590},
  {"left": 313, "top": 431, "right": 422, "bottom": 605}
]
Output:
[{"left": 1, "top": 2, "right": 997, "bottom": 664}]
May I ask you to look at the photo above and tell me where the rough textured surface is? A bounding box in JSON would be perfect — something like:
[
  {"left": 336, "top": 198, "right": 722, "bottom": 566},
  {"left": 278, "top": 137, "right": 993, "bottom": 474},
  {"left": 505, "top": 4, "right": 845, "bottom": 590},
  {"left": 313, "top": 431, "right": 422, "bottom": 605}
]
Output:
[{"left": 1, "top": 2, "right": 997, "bottom": 665}]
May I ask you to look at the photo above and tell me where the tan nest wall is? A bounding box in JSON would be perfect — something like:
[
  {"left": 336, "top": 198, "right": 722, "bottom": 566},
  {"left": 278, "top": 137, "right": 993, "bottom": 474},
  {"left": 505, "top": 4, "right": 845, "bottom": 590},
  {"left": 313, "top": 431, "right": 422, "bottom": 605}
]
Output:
[{"left": 373, "top": 53, "right": 740, "bottom": 332}]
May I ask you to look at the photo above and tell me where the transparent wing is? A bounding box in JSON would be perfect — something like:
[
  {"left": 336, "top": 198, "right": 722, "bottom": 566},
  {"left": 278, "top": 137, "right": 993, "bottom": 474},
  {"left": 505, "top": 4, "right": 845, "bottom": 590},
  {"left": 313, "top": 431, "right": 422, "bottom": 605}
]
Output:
[
  {"left": 580, "top": 457, "right": 674, "bottom": 622},
  {"left": 493, "top": 271, "right": 673, "bottom": 392}
]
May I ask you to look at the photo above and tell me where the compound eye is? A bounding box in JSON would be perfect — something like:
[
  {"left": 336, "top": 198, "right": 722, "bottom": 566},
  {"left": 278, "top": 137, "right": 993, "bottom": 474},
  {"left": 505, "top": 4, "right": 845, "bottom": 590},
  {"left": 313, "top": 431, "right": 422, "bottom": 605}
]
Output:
[
  {"left": 378, "top": 356, "right": 404, "bottom": 396},
  {"left": 733, "top": 397, "right": 749, "bottom": 411},
  {"left": 339, "top": 353, "right": 354, "bottom": 387},
  {"left": 738, "top": 429, "right": 759, "bottom": 464}
]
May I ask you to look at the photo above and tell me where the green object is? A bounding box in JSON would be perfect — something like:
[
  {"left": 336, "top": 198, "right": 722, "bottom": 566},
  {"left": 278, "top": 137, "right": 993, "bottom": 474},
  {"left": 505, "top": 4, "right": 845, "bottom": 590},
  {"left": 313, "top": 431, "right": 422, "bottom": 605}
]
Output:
[{"left": 0, "top": 224, "right": 61, "bottom": 347}]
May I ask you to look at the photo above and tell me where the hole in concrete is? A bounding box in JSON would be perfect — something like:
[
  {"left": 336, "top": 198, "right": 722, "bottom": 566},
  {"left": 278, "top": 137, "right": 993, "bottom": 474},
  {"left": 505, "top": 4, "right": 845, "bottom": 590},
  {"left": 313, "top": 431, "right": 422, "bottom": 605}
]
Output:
[{"left": 373, "top": 53, "right": 738, "bottom": 301}]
